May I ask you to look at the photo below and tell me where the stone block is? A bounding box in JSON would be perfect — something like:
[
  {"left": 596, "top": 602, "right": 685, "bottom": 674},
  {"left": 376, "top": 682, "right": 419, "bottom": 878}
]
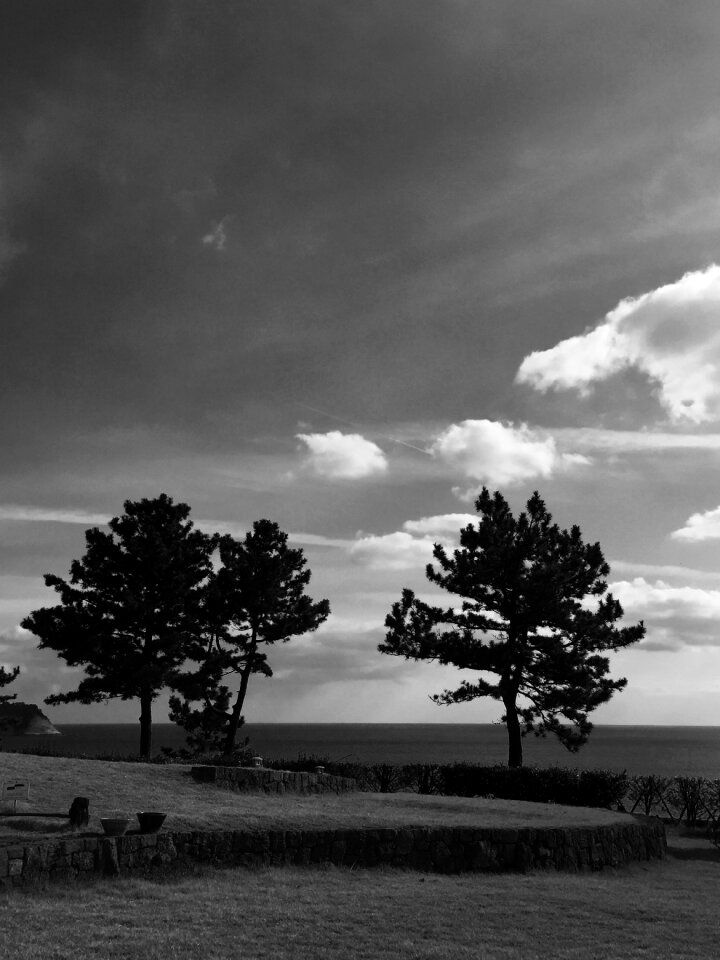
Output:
[
  {"left": 73, "top": 852, "right": 95, "bottom": 871},
  {"left": 100, "top": 838, "right": 119, "bottom": 877},
  {"left": 156, "top": 837, "right": 177, "bottom": 860},
  {"left": 513, "top": 843, "right": 534, "bottom": 873},
  {"left": 430, "top": 840, "right": 452, "bottom": 868},
  {"left": 49, "top": 855, "right": 71, "bottom": 868},
  {"left": 191, "top": 766, "right": 217, "bottom": 782},
  {"left": 329, "top": 840, "right": 346, "bottom": 864},
  {"left": 395, "top": 830, "right": 413, "bottom": 855},
  {"left": 468, "top": 840, "right": 496, "bottom": 870},
  {"left": 58, "top": 839, "right": 85, "bottom": 856},
  {"left": 294, "top": 846, "right": 312, "bottom": 865},
  {"left": 268, "top": 831, "right": 286, "bottom": 852}
]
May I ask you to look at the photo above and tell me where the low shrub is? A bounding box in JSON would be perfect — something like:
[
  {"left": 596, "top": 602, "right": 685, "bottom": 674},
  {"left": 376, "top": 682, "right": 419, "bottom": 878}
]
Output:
[
  {"left": 436, "top": 764, "right": 628, "bottom": 809},
  {"left": 405, "top": 763, "right": 444, "bottom": 795},
  {"left": 626, "top": 775, "right": 674, "bottom": 818},
  {"left": 576, "top": 769, "right": 630, "bottom": 810},
  {"left": 261, "top": 757, "right": 629, "bottom": 809},
  {"left": 667, "top": 777, "right": 710, "bottom": 826}
]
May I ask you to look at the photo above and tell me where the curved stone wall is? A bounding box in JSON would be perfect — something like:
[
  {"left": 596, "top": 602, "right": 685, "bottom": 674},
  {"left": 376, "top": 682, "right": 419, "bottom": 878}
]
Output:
[
  {"left": 190, "top": 765, "right": 357, "bottom": 794},
  {"left": 0, "top": 816, "right": 665, "bottom": 888}
]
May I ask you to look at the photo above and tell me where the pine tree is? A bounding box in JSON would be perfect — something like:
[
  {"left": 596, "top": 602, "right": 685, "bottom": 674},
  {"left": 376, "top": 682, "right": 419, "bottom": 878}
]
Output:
[
  {"left": 380, "top": 488, "right": 645, "bottom": 767},
  {"left": 0, "top": 665, "right": 19, "bottom": 707},
  {"left": 0, "top": 664, "right": 20, "bottom": 735},
  {"left": 170, "top": 519, "right": 330, "bottom": 756},
  {"left": 22, "top": 494, "right": 216, "bottom": 758}
]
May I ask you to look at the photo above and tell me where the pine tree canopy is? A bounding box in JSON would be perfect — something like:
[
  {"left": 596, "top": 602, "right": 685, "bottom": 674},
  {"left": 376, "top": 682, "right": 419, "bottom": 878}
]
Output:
[
  {"left": 379, "top": 487, "right": 645, "bottom": 767},
  {"left": 169, "top": 518, "right": 330, "bottom": 755},
  {"left": 21, "top": 493, "right": 216, "bottom": 757},
  {"left": 0, "top": 664, "right": 19, "bottom": 706}
]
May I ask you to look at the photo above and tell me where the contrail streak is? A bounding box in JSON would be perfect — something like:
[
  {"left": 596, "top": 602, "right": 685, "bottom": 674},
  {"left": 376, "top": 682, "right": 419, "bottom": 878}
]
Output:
[{"left": 295, "top": 402, "right": 431, "bottom": 455}]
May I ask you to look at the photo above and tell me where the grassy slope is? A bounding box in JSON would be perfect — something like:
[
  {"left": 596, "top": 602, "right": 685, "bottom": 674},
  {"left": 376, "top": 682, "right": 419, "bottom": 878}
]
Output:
[
  {"left": 0, "top": 754, "right": 631, "bottom": 839},
  {"left": 0, "top": 829, "right": 716, "bottom": 960}
]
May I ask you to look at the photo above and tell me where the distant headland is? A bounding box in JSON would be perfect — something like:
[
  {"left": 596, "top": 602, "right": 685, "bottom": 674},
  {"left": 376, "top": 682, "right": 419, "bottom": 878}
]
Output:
[{"left": 0, "top": 702, "right": 61, "bottom": 736}]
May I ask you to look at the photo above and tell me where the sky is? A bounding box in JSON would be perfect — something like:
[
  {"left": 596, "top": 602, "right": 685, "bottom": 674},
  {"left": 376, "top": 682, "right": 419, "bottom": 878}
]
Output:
[{"left": 4, "top": 1, "right": 720, "bottom": 730}]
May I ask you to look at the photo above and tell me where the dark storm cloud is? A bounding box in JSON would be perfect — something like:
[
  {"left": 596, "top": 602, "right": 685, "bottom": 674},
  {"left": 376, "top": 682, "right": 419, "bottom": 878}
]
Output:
[
  {"left": 7, "top": 2, "right": 720, "bottom": 725},
  {"left": 3, "top": 1, "right": 720, "bottom": 458}
]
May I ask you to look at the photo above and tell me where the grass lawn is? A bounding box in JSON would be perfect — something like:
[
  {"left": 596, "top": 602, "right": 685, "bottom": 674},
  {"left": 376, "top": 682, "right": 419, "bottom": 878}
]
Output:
[
  {"left": 0, "top": 827, "right": 716, "bottom": 960},
  {"left": 0, "top": 754, "right": 631, "bottom": 839}
]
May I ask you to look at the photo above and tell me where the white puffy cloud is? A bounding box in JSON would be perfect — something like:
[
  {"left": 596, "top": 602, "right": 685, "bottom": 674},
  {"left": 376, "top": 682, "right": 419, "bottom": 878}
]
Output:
[
  {"left": 350, "top": 531, "right": 435, "bottom": 570},
  {"left": 429, "top": 419, "right": 588, "bottom": 492},
  {"left": 350, "top": 513, "right": 476, "bottom": 570},
  {"left": 671, "top": 505, "right": 720, "bottom": 542},
  {"left": 297, "top": 430, "right": 388, "bottom": 479},
  {"left": 402, "top": 513, "right": 478, "bottom": 538},
  {"left": 610, "top": 577, "right": 720, "bottom": 649},
  {"left": 516, "top": 264, "right": 720, "bottom": 423}
]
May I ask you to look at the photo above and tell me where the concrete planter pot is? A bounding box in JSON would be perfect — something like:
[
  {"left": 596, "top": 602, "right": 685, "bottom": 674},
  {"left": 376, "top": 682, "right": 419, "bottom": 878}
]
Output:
[
  {"left": 137, "top": 811, "right": 167, "bottom": 833},
  {"left": 100, "top": 817, "right": 131, "bottom": 837}
]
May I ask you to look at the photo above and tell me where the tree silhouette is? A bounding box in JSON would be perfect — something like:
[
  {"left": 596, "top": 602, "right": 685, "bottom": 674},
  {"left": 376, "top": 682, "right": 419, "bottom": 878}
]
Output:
[
  {"left": 170, "top": 519, "right": 330, "bottom": 756},
  {"left": 22, "top": 494, "right": 216, "bottom": 758},
  {"left": 0, "top": 664, "right": 20, "bottom": 736},
  {"left": 380, "top": 488, "right": 645, "bottom": 767},
  {"left": 0, "top": 665, "right": 19, "bottom": 707}
]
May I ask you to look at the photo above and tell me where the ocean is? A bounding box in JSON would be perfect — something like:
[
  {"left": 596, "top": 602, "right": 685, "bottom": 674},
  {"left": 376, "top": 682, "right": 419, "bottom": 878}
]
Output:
[{"left": 2, "top": 723, "right": 720, "bottom": 778}]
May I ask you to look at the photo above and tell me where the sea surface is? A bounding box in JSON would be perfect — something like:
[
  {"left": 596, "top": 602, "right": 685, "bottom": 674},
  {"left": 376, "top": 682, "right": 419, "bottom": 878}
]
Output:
[{"left": 3, "top": 723, "right": 720, "bottom": 778}]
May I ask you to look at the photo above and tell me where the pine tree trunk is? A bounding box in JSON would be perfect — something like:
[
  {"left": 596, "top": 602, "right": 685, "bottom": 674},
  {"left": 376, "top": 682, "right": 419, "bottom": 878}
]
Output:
[
  {"left": 504, "top": 697, "right": 523, "bottom": 768},
  {"left": 139, "top": 691, "right": 153, "bottom": 760},
  {"left": 223, "top": 649, "right": 255, "bottom": 756}
]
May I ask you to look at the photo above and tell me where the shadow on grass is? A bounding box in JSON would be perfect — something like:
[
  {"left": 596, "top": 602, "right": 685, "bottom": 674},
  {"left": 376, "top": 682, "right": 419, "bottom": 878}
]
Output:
[
  {"left": 664, "top": 827, "right": 720, "bottom": 862},
  {"left": 667, "top": 845, "right": 720, "bottom": 862},
  {"left": 0, "top": 818, "right": 73, "bottom": 835}
]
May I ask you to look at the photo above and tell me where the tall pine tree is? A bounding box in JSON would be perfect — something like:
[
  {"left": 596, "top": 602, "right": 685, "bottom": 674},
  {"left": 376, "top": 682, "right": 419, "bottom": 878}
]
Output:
[
  {"left": 170, "top": 519, "right": 330, "bottom": 756},
  {"left": 22, "top": 494, "right": 216, "bottom": 758},
  {"left": 380, "top": 488, "right": 645, "bottom": 767}
]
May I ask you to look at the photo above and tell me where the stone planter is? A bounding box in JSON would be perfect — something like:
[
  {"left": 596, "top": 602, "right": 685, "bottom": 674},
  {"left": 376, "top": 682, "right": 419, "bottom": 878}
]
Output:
[
  {"left": 100, "top": 817, "right": 131, "bottom": 837},
  {"left": 137, "top": 811, "right": 167, "bottom": 833}
]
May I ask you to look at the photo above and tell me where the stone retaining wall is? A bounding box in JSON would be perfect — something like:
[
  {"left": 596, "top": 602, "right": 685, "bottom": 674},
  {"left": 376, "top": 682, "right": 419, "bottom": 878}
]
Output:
[
  {"left": 0, "top": 817, "right": 666, "bottom": 888},
  {"left": 190, "top": 765, "right": 357, "bottom": 794}
]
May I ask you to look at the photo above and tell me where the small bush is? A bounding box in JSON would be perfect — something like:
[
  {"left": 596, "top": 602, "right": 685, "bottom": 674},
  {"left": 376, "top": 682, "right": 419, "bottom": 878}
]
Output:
[
  {"left": 667, "top": 777, "right": 710, "bottom": 827},
  {"left": 626, "top": 775, "right": 673, "bottom": 818},
  {"left": 158, "top": 744, "right": 256, "bottom": 766},
  {"left": 434, "top": 763, "right": 627, "bottom": 809},
  {"left": 406, "top": 763, "right": 444, "bottom": 795},
  {"left": 577, "top": 769, "right": 630, "bottom": 810}
]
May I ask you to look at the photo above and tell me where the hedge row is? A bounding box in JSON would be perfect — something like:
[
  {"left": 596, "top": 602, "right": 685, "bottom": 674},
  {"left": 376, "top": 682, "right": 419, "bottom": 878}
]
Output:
[
  {"left": 268, "top": 759, "right": 720, "bottom": 822},
  {"left": 265, "top": 756, "right": 630, "bottom": 810}
]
